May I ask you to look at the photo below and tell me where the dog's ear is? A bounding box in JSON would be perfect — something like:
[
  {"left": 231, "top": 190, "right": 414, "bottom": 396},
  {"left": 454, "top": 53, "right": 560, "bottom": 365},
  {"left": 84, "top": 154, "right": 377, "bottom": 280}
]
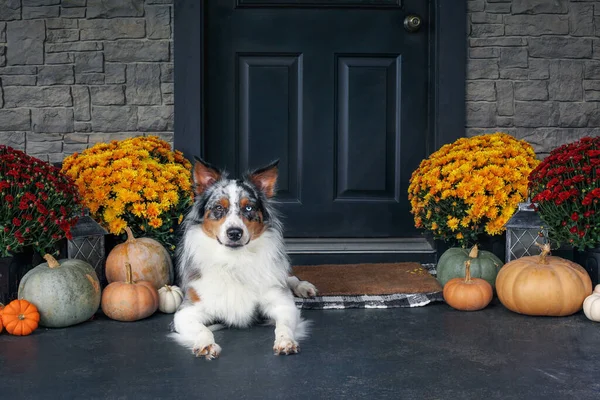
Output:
[
  {"left": 248, "top": 160, "right": 279, "bottom": 198},
  {"left": 193, "top": 156, "right": 221, "bottom": 195}
]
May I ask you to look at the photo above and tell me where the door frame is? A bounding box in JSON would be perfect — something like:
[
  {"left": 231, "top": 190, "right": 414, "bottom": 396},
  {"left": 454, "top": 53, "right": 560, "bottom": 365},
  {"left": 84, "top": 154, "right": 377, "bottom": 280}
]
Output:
[{"left": 174, "top": 0, "right": 466, "bottom": 161}]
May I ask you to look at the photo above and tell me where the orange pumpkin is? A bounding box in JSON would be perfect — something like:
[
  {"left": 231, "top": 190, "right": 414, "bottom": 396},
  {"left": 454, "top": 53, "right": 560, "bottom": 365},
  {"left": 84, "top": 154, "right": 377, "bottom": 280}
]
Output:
[
  {"left": 101, "top": 262, "right": 159, "bottom": 322},
  {"left": 2, "top": 299, "right": 40, "bottom": 336},
  {"left": 0, "top": 302, "right": 4, "bottom": 333},
  {"left": 443, "top": 260, "right": 493, "bottom": 311},
  {"left": 105, "top": 227, "right": 174, "bottom": 289},
  {"left": 496, "top": 244, "right": 592, "bottom": 316}
]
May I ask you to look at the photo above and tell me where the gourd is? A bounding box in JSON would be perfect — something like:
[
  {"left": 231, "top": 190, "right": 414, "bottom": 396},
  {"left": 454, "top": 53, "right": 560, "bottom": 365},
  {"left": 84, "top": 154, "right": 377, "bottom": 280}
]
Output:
[
  {"left": 158, "top": 285, "right": 184, "bottom": 313},
  {"left": 437, "top": 245, "right": 503, "bottom": 289},
  {"left": 18, "top": 254, "right": 101, "bottom": 328},
  {"left": 496, "top": 244, "right": 592, "bottom": 317},
  {"left": 583, "top": 285, "right": 600, "bottom": 322},
  {"left": 2, "top": 299, "right": 40, "bottom": 336},
  {"left": 443, "top": 260, "right": 493, "bottom": 311},
  {"left": 0, "top": 303, "right": 3, "bottom": 334},
  {"left": 105, "top": 227, "right": 173, "bottom": 289},
  {"left": 101, "top": 262, "right": 159, "bottom": 322}
]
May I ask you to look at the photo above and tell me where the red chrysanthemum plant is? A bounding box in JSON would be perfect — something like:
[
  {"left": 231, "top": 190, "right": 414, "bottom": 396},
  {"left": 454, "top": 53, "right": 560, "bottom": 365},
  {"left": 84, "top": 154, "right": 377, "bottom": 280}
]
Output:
[
  {"left": 0, "top": 145, "right": 82, "bottom": 257},
  {"left": 528, "top": 136, "right": 600, "bottom": 251}
]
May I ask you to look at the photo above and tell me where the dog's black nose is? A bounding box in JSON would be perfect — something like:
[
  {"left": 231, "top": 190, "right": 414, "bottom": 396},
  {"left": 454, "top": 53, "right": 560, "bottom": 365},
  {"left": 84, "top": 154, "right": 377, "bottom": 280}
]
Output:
[{"left": 226, "top": 228, "right": 243, "bottom": 242}]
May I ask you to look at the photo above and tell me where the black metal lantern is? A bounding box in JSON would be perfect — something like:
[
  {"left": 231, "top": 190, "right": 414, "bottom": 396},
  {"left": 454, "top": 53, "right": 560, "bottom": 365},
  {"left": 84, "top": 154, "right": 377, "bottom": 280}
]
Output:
[
  {"left": 504, "top": 201, "right": 548, "bottom": 263},
  {"left": 67, "top": 212, "right": 108, "bottom": 285}
]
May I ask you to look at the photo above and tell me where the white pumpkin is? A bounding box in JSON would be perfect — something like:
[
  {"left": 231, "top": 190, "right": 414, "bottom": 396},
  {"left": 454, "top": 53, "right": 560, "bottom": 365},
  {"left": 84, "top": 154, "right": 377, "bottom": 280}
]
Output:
[
  {"left": 158, "top": 285, "right": 184, "bottom": 313},
  {"left": 583, "top": 285, "right": 600, "bottom": 322}
]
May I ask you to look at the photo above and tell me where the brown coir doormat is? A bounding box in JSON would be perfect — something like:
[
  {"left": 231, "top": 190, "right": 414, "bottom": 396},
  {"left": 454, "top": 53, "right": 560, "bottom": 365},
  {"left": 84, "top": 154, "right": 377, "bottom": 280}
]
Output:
[{"left": 292, "top": 262, "right": 443, "bottom": 310}]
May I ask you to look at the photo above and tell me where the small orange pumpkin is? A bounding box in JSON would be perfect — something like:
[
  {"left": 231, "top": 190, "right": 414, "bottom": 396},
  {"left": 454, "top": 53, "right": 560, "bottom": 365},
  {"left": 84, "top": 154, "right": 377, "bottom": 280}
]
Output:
[
  {"left": 2, "top": 299, "right": 40, "bottom": 336},
  {"left": 101, "top": 262, "right": 159, "bottom": 322},
  {"left": 443, "top": 260, "right": 493, "bottom": 311},
  {"left": 0, "top": 302, "right": 4, "bottom": 333}
]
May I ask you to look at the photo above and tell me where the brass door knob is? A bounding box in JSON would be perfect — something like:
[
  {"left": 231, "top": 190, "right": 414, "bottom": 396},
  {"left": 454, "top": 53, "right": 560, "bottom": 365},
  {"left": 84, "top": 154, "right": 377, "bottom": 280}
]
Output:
[{"left": 404, "top": 15, "right": 422, "bottom": 33}]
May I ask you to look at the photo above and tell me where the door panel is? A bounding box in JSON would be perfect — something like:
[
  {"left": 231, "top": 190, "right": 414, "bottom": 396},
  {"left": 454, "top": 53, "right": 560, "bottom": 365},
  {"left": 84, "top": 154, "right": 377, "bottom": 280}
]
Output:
[{"left": 205, "top": 0, "right": 429, "bottom": 238}]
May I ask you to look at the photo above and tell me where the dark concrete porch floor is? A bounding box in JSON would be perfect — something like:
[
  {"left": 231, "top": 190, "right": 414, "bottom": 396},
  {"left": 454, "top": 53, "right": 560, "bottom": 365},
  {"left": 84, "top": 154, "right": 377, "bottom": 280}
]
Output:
[{"left": 1, "top": 299, "right": 600, "bottom": 400}]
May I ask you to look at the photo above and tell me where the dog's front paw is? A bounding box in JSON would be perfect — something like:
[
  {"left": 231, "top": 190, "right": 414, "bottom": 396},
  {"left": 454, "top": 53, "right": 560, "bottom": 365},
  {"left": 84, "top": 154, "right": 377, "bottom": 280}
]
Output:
[
  {"left": 273, "top": 337, "right": 300, "bottom": 356},
  {"left": 293, "top": 281, "right": 318, "bottom": 298},
  {"left": 193, "top": 343, "right": 222, "bottom": 360}
]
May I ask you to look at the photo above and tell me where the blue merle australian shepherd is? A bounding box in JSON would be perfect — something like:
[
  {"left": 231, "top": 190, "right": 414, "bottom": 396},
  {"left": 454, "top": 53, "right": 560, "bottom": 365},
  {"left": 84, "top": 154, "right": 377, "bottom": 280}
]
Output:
[{"left": 171, "top": 157, "right": 317, "bottom": 359}]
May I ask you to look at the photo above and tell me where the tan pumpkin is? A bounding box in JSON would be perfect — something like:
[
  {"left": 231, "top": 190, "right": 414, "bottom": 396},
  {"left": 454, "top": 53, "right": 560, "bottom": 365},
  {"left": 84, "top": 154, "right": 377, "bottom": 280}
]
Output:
[
  {"left": 101, "top": 262, "right": 159, "bottom": 322},
  {"left": 105, "top": 227, "right": 173, "bottom": 289},
  {"left": 443, "top": 260, "right": 493, "bottom": 311},
  {"left": 496, "top": 244, "right": 592, "bottom": 316}
]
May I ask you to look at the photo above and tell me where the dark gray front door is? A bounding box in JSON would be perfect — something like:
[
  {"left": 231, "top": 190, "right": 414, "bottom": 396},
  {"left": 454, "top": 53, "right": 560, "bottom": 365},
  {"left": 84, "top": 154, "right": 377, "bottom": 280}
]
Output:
[{"left": 203, "top": 0, "right": 429, "bottom": 238}]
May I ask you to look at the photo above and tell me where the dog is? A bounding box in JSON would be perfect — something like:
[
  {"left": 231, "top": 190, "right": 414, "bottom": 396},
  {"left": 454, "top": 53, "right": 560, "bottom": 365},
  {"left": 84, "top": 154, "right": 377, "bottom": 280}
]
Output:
[{"left": 171, "top": 157, "right": 317, "bottom": 359}]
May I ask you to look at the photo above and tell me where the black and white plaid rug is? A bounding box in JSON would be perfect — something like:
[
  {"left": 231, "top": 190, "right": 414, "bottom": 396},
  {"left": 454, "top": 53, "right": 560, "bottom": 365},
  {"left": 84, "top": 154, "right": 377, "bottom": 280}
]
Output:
[{"left": 294, "top": 263, "right": 444, "bottom": 309}]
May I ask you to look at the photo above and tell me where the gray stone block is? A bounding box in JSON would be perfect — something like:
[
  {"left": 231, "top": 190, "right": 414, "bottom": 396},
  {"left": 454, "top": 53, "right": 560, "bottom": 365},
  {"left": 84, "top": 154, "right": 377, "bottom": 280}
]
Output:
[
  {"left": 470, "top": 37, "right": 527, "bottom": 47},
  {"left": 64, "top": 133, "right": 90, "bottom": 144},
  {"left": 105, "top": 63, "right": 126, "bottom": 84},
  {"left": 4, "top": 86, "right": 72, "bottom": 108},
  {"left": 74, "top": 122, "right": 92, "bottom": 132},
  {"left": 505, "top": 15, "right": 568, "bottom": 36},
  {"left": 514, "top": 81, "right": 548, "bottom": 101},
  {"left": 47, "top": 42, "right": 103, "bottom": 52},
  {"left": 47, "top": 29, "right": 80, "bottom": 43},
  {"left": 0, "top": 45, "right": 5, "bottom": 67},
  {"left": 22, "top": 0, "right": 60, "bottom": 5},
  {"left": 79, "top": 18, "right": 145, "bottom": 40},
  {"left": 499, "top": 47, "right": 528, "bottom": 68},
  {"left": 485, "top": 3, "right": 511, "bottom": 13},
  {"left": 46, "top": 18, "right": 78, "bottom": 29},
  {"left": 64, "top": 142, "right": 90, "bottom": 154},
  {"left": 62, "top": 0, "right": 87, "bottom": 7},
  {"left": 32, "top": 108, "right": 74, "bottom": 133},
  {"left": 549, "top": 60, "right": 584, "bottom": 101},
  {"left": 499, "top": 68, "right": 528, "bottom": 80},
  {"left": 584, "top": 80, "right": 600, "bottom": 101},
  {"left": 146, "top": 0, "right": 172, "bottom": 3},
  {"left": 0, "top": 0, "right": 21, "bottom": 21},
  {"left": 559, "top": 102, "right": 597, "bottom": 127},
  {"left": 162, "top": 93, "right": 173, "bottom": 105},
  {"left": 470, "top": 24, "right": 504, "bottom": 38},
  {"left": 469, "top": 47, "right": 500, "bottom": 59},
  {"left": 0, "top": 75, "right": 37, "bottom": 85},
  {"left": 72, "top": 86, "right": 91, "bottom": 121},
  {"left": 91, "top": 85, "right": 125, "bottom": 105},
  {"left": 528, "top": 59, "right": 550, "bottom": 79},
  {"left": 160, "top": 63, "right": 173, "bottom": 82},
  {"left": 514, "top": 101, "right": 559, "bottom": 127},
  {"left": 466, "top": 81, "right": 496, "bottom": 101},
  {"left": 60, "top": 7, "right": 86, "bottom": 18},
  {"left": 23, "top": 6, "right": 60, "bottom": 19},
  {"left": 585, "top": 61, "right": 600, "bottom": 79},
  {"left": 75, "top": 51, "right": 104, "bottom": 73},
  {"left": 105, "top": 40, "right": 169, "bottom": 62},
  {"left": 7, "top": 20, "right": 45, "bottom": 65},
  {"left": 529, "top": 37, "right": 592, "bottom": 59},
  {"left": 161, "top": 83, "right": 173, "bottom": 94},
  {"left": 0, "top": 110, "right": 31, "bottom": 131},
  {"left": 570, "top": 3, "right": 594, "bottom": 37},
  {"left": 0, "top": 22, "right": 6, "bottom": 42},
  {"left": 46, "top": 52, "right": 75, "bottom": 64},
  {"left": 466, "top": 102, "right": 497, "bottom": 127},
  {"left": 496, "top": 81, "right": 514, "bottom": 116},
  {"left": 126, "top": 63, "right": 161, "bottom": 105},
  {"left": 75, "top": 73, "right": 105, "bottom": 85},
  {"left": 513, "top": 0, "right": 568, "bottom": 14},
  {"left": 38, "top": 65, "right": 75, "bottom": 85},
  {"left": 496, "top": 117, "right": 513, "bottom": 127},
  {"left": 467, "top": 59, "right": 499, "bottom": 79},
  {"left": 138, "top": 106, "right": 174, "bottom": 131},
  {"left": 87, "top": 0, "right": 144, "bottom": 18},
  {"left": 0, "top": 132, "right": 26, "bottom": 149},
  {"left": 470, "top": 12, "right": 503, "bottom": 24},
  {"left": 0, "top": 66, "right": 37, "bottom": 75},
  {"left": 146, "top": 5, "right": 170, "bottom": 39},
  {"left": 91, "top": 106, "right": 137, "bottom": 132},
  {"left": 467, "top": 0, "right": 484, "bottom": 12}
]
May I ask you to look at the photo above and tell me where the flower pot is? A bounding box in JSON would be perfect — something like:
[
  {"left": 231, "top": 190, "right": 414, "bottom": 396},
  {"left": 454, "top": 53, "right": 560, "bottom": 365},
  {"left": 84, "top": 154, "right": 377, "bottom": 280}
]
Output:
[
  {"left": 574, "top": 246, "right": 600, "bottom": 287},
  {"left": 0, "top": 248, "right": 41, "bottom": 304}
]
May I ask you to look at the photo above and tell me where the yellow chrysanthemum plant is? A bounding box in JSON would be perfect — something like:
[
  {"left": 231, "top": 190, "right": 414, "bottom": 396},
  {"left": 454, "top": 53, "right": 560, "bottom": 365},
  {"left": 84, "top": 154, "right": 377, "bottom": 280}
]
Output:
[
  {"left": 61, "top": 136, "right": 193, "bottom": 256},
  {"left": 408, "top": 132, "right": 540, "bottom": 248}
]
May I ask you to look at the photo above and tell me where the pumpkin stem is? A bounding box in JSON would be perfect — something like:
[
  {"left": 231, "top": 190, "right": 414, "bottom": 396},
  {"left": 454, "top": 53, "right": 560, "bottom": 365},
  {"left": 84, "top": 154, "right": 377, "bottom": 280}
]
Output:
[
  {"left": 536, "top": 242, "right": 552, "bottom": 264},
  {"left": 125, "top": 226, "right": 136, "bottom": 243},
  {"left": 164, "top": 285, "right": 172, "bottom": 292},
  {"left": 43, "top": 254, "right": 60, "bottom": 269},
  {"left": 125, "top": 262, "right": 134, "bottom": 284},
  {"left": 18, "top": 314, "right": 25, "bottom": 320},
  {"left": 464, "top": 260, "right": 472, "bottom": 283},
  {"left": 468, "top": 245, "right": 479, "bottom": 259}
]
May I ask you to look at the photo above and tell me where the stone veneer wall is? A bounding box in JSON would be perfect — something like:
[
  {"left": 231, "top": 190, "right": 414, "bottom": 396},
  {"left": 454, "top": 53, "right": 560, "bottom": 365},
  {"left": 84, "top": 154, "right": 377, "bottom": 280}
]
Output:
[
  {"left": 0, "top": 0, "right": 598, "bottom": 161},
  {"left": 0, "top": 0, "right": 173, "bottom": 163},
  {"left": 467, "top": 0, "right": 600, "bottom": 157}
]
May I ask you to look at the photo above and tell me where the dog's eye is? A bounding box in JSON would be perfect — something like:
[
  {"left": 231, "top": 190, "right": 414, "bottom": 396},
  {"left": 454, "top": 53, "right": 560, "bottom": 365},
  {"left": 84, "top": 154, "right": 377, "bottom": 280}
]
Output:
[
  {"left": 214, "top": 205, "right": 224, "bottom": 212},
  {"left": 244, "top": 205, "right": 253, "bottom": 212}
]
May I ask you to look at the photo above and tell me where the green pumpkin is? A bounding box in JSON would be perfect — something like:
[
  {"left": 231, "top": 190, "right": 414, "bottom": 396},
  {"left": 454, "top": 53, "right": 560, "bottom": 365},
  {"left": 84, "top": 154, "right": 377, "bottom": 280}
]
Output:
[
  {"left": 18, "top": 254, "right": 101, "bottom": 328},
  {"left": 436, "top": 245, "right": 504, "bottom": 289}
]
